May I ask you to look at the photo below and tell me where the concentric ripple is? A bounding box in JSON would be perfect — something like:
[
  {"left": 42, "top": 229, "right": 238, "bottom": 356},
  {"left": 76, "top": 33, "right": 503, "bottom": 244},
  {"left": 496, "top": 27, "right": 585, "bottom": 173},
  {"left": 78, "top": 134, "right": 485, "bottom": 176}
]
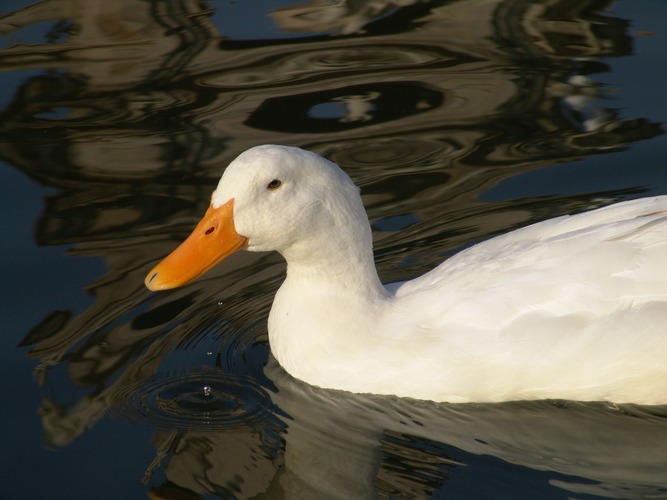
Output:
[
  {"left": 323, "top": 139, "right": 455, "bottom": 185},
  {"left": 197, "top": 45, "right": 443, "bottom": 88},
  {"left": 110, "top": 372, "right": 274, "bottom": 430}
]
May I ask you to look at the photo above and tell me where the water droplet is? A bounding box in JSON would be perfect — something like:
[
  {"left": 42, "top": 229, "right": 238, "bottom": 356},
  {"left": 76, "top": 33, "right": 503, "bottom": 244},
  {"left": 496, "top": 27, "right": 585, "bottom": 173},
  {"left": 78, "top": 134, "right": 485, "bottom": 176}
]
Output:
[
  {"left": 109, "top": 373, "right": 274, "bottom": 430},
  {"left": 206, "top": 351, "right": 213, "bottom": 356},
  {"left": 217, "top": 300, "right": 224, "bottom": 306}
]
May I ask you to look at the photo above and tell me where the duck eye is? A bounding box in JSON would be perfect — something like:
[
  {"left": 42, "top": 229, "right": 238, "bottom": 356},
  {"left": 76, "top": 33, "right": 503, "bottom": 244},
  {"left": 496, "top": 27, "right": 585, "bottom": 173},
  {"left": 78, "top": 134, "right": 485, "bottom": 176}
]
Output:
[{"left": 267, "top": 179, "right": 282, "bottom": 191}]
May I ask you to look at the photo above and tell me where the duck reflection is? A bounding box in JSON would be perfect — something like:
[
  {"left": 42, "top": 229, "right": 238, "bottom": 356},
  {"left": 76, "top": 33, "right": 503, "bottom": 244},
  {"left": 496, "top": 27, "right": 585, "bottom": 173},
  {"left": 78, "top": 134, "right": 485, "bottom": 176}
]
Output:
[
  {"left": 127, "top": 360, "right": 667, "bottom": 498},
  {"left": 2, "top": 0, "right": 664, "bottom": 497}
]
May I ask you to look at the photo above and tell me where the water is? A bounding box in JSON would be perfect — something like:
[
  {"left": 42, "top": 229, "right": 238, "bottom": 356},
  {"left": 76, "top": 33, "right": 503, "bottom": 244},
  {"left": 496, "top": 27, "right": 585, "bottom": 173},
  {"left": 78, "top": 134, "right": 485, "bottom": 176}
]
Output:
[{"left": 2, "top": 0, "right": 667, "bottom": 498}]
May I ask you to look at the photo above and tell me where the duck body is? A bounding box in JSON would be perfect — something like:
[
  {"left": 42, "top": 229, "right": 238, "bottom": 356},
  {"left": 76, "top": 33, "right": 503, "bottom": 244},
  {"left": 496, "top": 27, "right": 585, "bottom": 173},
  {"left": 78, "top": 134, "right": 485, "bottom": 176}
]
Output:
[{"left": 146, "top": 145, "right": 667, "bottom": 404}]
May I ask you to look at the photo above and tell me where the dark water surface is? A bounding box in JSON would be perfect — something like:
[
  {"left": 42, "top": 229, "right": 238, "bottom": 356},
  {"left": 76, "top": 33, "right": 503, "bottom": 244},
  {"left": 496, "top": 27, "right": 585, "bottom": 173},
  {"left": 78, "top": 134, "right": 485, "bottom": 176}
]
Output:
[{"left": 2, "top": 1, "right": 667, "bottom": 498}]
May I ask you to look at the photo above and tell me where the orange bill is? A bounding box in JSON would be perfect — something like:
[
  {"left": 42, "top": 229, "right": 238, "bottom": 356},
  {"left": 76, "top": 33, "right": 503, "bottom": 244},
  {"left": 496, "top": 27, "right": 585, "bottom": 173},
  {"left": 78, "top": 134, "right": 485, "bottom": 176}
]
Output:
[{"left": 145, "top": 198, "right": 248, "bottom": 291}]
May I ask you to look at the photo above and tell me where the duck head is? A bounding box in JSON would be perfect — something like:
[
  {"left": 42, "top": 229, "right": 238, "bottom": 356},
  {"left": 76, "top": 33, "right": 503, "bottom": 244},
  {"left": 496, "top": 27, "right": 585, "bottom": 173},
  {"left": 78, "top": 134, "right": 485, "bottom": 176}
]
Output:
[{"left": 145, "top": 145, "right": 368, "bottom": 291}]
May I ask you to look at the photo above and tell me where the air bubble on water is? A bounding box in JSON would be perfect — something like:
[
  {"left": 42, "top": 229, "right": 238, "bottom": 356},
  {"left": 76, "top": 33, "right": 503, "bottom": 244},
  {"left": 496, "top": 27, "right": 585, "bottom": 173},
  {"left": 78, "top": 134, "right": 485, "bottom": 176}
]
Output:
[{"left": 202, "top": 385, "right": 212, "bottom": 397}]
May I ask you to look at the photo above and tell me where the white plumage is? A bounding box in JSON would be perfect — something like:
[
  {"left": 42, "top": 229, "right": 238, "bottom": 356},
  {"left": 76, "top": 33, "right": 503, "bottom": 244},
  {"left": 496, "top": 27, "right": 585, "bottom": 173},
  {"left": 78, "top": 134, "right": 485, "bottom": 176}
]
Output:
[{"left": 147, "top": 145, "right": 667, "bottom": 404}]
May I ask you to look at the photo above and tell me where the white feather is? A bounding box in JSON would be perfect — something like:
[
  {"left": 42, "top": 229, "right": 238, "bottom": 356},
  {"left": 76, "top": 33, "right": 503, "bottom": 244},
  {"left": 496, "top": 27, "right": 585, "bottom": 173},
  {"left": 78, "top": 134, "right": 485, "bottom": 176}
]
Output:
[{"left": 212, "top": 145, "right": 667, "bottom": 404}]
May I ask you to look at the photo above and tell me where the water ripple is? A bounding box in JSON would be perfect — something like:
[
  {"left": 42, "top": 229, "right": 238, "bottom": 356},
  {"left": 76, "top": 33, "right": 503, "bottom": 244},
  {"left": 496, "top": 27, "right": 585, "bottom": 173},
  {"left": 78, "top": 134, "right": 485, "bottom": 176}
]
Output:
[
  {"left": 197, "top": 45, "right": 445, "bottom": 88},
  {"left": 325, "top": 139, "right": 452, "bottom": 171},
  {"left": 110, "top": 371, "right": 274, "bottom": 431}
]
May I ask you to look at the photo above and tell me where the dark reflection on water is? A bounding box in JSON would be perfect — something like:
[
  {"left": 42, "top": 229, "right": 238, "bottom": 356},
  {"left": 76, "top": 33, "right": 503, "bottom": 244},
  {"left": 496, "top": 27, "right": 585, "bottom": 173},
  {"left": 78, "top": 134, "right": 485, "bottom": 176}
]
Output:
[
  {"left": 111, "top": 372, "right": 280, "bottom": 431},
  {"left": 1, "top": 0, "right": 666, "bottom": 498}
]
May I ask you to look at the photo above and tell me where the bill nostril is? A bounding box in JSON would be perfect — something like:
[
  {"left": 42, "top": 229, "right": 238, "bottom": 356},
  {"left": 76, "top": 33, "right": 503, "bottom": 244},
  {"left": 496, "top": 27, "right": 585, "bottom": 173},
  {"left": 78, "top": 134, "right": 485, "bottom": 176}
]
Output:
[{"left": 205, "top": 226, "right": 215, "bottom": 235}]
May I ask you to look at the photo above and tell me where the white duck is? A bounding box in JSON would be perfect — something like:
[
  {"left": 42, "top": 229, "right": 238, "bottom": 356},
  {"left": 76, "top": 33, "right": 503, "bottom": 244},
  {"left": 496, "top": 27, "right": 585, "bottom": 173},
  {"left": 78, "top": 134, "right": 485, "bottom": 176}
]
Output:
[{"left": 145, "top": 145, "right": 667, "bottom": 404}]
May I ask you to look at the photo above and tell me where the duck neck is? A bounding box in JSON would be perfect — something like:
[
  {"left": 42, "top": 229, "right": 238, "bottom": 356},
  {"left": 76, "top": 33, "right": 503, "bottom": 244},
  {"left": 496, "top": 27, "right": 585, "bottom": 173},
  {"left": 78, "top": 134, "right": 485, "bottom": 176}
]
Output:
[
  {"left": 280, "top": 222, "right": 388, "bottom": 302},
  {"left": 288, "top": 249, "right": 387, "bottom": 300}
]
